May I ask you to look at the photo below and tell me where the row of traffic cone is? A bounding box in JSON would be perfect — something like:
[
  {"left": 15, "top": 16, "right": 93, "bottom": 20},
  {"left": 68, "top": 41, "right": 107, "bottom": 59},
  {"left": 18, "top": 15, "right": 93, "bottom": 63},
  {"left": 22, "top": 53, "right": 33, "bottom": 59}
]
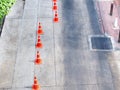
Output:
[
  {"left": 35, "top": 23, "right": 43, "bottom": 65},
  {"left": 52, "top": 0, "right": 59, "bottom": 22},
  {"left": 36, "top": 23, "right": 44, "bottom": 49},
  {"left": 32, "top": 22, "right": 44, "bottom": 90}
]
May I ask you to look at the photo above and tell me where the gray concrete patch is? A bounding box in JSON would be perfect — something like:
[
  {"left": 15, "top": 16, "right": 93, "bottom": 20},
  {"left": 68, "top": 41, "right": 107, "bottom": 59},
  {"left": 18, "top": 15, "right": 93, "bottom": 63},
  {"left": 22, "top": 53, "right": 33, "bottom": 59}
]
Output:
[
  {"left": 87, "top": 85, "right": 99, "bottom": 90},
  {"left": 53, "top": 18, "right": 63, "bottom": 38},
  {"left": 6, "top": 88, "right": 31, "bottom": 90},
  {"left": 24, "top": 0, "right": 38, "bottom": 9},
  {"left": 41, "top": 86, "right": 64, "bottom": 90},
  {"left": 39, "top": 0, "right": 52, "bottom": 8},
  {"left": 12, "top": 62, "right": 34, "bottom": 88},
  {"left": 57, "top": 1, "right": 62, "bottom": 18},
  {"left": 12, "top": 19, "right": 37, "bottom": 88},
  {"left": 64, "top": 85, "right": 99, "bottom": 90},
  {"left": 35, "top": 60, "right": 56, "bottom": 86},
  {"left": 64, "top": 85, "right": 87, "bottom": 90},
  {"left": 23, "top": 9, "right": 37, "bottom": 19},
  {"left": 38, "top": 7, "right": 53, "bottom": 18},
  {"left": 0, "top": 19, "right": 20, "bottom": 88},
  {"left": 98, "top": 83, "right": 115, "bottom": 90},
  {"left": 15, "top": 46, "right": 35, "bottom": 62},
  {"left": 20, "top": 19, "right": 37, "bottom": 45},
  {"left": 38, "top": 0, "right": 52, "bottom": 18}
]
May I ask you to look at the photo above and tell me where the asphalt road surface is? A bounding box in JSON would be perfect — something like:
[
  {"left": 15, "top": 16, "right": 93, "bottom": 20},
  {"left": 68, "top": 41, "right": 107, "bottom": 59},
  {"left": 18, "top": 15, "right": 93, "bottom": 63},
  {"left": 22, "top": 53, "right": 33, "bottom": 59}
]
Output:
[{"left": 0, "top": 0, "right": 120, "bottom": 90}]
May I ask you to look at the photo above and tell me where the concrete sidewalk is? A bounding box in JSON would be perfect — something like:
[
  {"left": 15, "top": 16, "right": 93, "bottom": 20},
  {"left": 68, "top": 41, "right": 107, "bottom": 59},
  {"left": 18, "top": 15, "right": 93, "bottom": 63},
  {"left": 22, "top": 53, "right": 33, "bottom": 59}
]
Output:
[
  {"left": 0, "top": 0, "right": 120, "bottom": 90},
  {"left": 0, "top": 0, "right": 57, "bottom": 89},
  {"left": 95, "top": 0, "right": 120, "bottom": 50},
  {"left": 0, "top": 0, "right": 25, "bottom": 89}
]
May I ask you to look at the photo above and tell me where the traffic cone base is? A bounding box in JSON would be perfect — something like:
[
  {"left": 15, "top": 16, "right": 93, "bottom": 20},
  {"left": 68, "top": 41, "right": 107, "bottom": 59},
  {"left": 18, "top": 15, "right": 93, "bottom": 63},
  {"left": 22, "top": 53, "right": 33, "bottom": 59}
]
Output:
[
  {"left": 37, "top": 29, "right": 44, "bottom": 35},
  {"left": 53, "top": 6, "right": 57, "bottom": 10},
  {"left": 32, "top": 84, "right": 40, "bottom": 90},
  {"left": 54, "top": 17, "right": 59, "bottom": 22},
  {"left": 35, "top": 58, "right": 42, "bottom": 64},
  {"left": 36, "top": 43, "right": 43, "bottom": 48}
]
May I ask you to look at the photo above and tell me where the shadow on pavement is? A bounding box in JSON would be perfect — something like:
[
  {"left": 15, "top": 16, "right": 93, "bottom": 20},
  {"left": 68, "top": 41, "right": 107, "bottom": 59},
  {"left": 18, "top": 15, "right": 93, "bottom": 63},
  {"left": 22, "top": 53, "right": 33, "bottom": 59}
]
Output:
[{"left": 85, "top": 0, "right": 102, "bottom": 35}]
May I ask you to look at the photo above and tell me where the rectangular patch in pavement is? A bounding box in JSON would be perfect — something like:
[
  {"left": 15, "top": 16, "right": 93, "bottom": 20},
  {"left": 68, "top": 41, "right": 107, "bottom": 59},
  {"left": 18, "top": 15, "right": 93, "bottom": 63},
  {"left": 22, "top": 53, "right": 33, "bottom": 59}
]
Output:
[{"left": 89, "top": 35, "right": 114, "bottom": 51}]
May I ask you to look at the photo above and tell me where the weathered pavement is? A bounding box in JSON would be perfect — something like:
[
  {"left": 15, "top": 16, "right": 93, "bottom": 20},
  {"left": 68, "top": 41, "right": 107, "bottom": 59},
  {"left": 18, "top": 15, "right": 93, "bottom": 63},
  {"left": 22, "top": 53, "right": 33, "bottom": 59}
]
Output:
[{"left": 0, "top": 0, "right": 120, "bottom": 90}]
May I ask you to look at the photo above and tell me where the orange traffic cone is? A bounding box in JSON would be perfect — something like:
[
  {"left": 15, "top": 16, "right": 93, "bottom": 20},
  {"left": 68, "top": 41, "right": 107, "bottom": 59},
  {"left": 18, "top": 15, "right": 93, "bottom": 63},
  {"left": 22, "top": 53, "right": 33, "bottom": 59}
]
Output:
[
  {"left": 36, "top": 36, "right": 43, "bottom": 48},
  {"left": 53, "top": 2, "right": 57, "bottom": 10},
  {"left": 37, "top": 22, "right": 44, "bottom": 35},
  {"left": 53, "top": 0, "right": 57, "bottom": 2},
  {"left": 35, "top": 51, "right": 42, "bottom": 64},
  {"left": 54, "top": 11, "right": 59, "bottom": 22},
  {"left": 32, "top": 76, "right": 40, "bottom": 90}
]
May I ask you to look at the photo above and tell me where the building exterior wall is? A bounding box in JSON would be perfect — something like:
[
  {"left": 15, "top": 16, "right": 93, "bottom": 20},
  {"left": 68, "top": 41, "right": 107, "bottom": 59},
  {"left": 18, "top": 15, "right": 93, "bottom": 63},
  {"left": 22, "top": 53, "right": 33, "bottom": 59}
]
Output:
[{"left": 114, "top": 0, "right": 120, "bottom": 6}]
